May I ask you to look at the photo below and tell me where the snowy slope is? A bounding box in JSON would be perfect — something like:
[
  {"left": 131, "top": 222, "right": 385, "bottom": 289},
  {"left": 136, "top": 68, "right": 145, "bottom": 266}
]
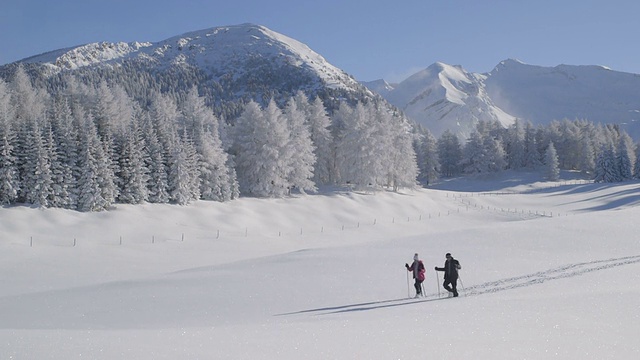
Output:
[
  {"left": 2, "top": 174, "right": 640, "bottom": 359},
  {"left": 371, "top": 59, "right": 640, "bottom": 140}
]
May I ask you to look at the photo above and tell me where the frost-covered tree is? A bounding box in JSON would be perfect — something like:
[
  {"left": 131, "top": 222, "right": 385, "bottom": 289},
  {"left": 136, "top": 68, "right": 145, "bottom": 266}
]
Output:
[
  {"left": 415, "top": 127, "right": 440, "bottom": 185},
  {"left": 76, "top": 114, "right": 109, "bottom": 211},
  {"left": 168, "top": 130, "right": 200, "bottom": 205},
  {"left": 140, "top": 111, "right": 170, "bottom": 203},
  {"left": 484, "top": 133, "right": 507, "bottom": 172},
  {"left": 593, "top": 144, "right": 619, "bottom": 183},
  {"left": 437, "top": 130, "right": 462, "bottom": 177},
  {"left": 523, "top": 121, "right": 543, "bottom": 169},
  {"left": 335, "top": 102, "right": 379, "bottom": 190},
  {"left": 116, "top": 110, "right": 149, "bottom": 204},
  {"left": 378, "top": 105, "right": 418, "bottom": 191},
  {"left": 181, "top": 87, "right": 235, "bottom": 201},
  {"left": 20, "top": 118, "right": 54, "bottom": 207},
  {"left": 328, "top": 102, "right": 352, "bottom": 185},
  {"left": 506, "top": 119, "right": 526, "bottom": 169},
  {"left": 616, "top": 132, "right": 635, "bottom": 181},
  {"left": 460, "top": 131, "right": 485, "bottom": 175},
  {"left": 295, "top": 93, "right": 333, "bottom": 186},
  {"left": 0, "top": 79, "right": 19, "bottom": 204},
  {"left": 578, "top": 136, "right": 596, "bottom": 175},
  {"left": 257, "top": 99, "right": 291, "bottom": 196},
  {"left": 43, "top": 121, "right": 73, "bottom": 208},
  {"left": 544, "top": 142, "right": 560, "bottom": 181},
  {"left": 50, "top": 96, "right": 79, "bottom": 209},
  {"left": 283, "top": 97, "right": 316, "bottom": 193},
  {"left": 10, "top": 65, "right": 48, "bottom": 125},
  {"left": 232, "top": 100, "right": 293, "bottom": 197},
  {"left": 460, "top": 125, "right": 506, "bottom": 175},
  {"left": 634, "top": 144, "right": 640, "bottom": 180}
]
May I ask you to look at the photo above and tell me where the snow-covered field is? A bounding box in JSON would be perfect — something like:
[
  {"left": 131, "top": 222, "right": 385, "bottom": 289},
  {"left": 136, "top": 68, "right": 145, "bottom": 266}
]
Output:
[{"left": 2, "top": 171, "right": 640, "bottom": 359}]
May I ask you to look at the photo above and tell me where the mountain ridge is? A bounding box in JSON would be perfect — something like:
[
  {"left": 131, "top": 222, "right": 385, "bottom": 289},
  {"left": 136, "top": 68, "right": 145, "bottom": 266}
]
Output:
[
  {"left": 19, "top": 23, "right": 362, "bottom": 92},
  {"left": 2, "top": 23, "right": 384, "bottom": 122},
  {"left": 368, "top": 58, "right": 640, "bottom": 139},
  {"left": 5, "top": 24, "right": 640, "bottom": 140}
]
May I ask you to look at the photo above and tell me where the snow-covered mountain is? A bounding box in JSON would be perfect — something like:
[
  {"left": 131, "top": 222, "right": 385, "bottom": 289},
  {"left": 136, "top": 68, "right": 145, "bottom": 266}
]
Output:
[
  {"left": 485, "top": 59, "right": 640, "bottom": 138},
  {"left": 4, "top": 23, "right": 377, "bottom": 116},
  {"left": 378, "top": 62, "right": 515, "bottom": 138},
  {"left": 370, "top": 59, "right": 640, "bottom": 140},
  {"left": 360, "top": 79, "right": 396, "bottom": 98},
  {"left": 22, "top": 24, "right": 360, "bottom": 90}
]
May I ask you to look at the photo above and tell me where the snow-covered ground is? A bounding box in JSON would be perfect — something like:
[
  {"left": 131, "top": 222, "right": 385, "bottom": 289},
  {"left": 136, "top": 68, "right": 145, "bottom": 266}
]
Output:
[{"left": 2, "top": 171, "right": 640, "bottom": 359}]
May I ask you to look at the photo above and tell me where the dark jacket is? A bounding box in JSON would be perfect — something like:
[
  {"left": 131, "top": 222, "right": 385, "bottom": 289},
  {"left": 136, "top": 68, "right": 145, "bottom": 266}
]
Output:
[{"left": 435, "top": 258, "right": 461, "bottom": 280}]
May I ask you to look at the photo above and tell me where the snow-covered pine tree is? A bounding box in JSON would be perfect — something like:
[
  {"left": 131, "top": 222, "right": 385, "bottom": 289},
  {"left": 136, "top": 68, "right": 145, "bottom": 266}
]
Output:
[
  {"left": 461, "top": 130, "right": 486, "bottom": 175},
  {"left": 328, "top": 102, "right": 352, "bottom": 185},
  {"left": 303, "top": 96, "right": 333, "bottom": 186},
  {"left": 42, "top": 120, "right": 73, "bottom": 208},
  {"left": 335, "top": 102, "right": 380, "bottom": 190},
  {"left": 259, "top": 99, "right": 291, "bottom": 196},
  {"left": 616, "top": 132, "right": 635, "bottom": 181},
  {"left": 415, "top": 127, "right": 440, "bottom": 185},
  {"left": 437, "top": 129, "right": 462, "bottom": 178},
  {"left": 76, "top": 112, "right": 116, "bottom": 211},
  {"left": 544, "top": 142, "right": 560, "bottom": 181},
  {"left": 593, "top": 144, "right": 619, "bottom": 183},
  {"left": 140, "top": 110, "right": 170, "bottom": 203},
  {"left": 634, "top": 144, "right": 640, "bottom": 180},
  {"left": 168, "top": 130, "right": 201, "bottom": 205},
  {"left": 375, "top": 103, "right": 418, "bottom": 191},
  {"left": 116, "top": 108, "right": 150, "bottom": 204},
  {"left": 523, "top": 121, "right": 542, "bottom": 169},
  {"left": 506, "top": 119, "right": 526, "bottom": 170},
  {"left": 283, "top": 96, "right": 316, "bottom": 194},
  {"left": 232, "top": 100, "right": 290, "bottom": 197},
  {"left": 10, "top": 65, "right": 48, "bottom": 128},
  {"left": 484, "top": 132, "right": 507, "bottom": 173},
  {"left": 76, "top": 125, "right": 104, "bottom": 211},
  {"left": 231, "top": 100, "right": 261, "bottom": 196},
  {"left": 21, "top": 118, "right": 54, "bottom": 207},
  {"left": 578, "top": 136, "right": 596, "bottom": 176},
  {"left": 49, "top": 96, "right": 78, "bottom": 209},
  {"left": 0, "top": 79, "right": 19, "bottom": 204},
  {"left": 181, "top": 87, "right": 234, "bottom": 201}
]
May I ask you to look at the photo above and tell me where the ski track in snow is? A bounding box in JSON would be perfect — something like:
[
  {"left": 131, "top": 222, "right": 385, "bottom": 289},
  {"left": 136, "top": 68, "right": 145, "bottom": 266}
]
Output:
[{"left": 282, "top": 255, "right": 640, "bottom": 316}]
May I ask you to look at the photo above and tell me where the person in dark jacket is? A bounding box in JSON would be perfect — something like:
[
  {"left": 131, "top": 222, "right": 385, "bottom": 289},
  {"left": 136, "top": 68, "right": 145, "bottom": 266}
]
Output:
[
  {"left": 405, "top": 253, "right": 426, "bottom": 297},
  {"left": 435, "top": 252, "right": 461, "bottom": 297}
]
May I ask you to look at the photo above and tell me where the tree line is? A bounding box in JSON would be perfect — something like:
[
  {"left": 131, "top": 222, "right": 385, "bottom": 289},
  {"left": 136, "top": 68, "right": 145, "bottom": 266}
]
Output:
[
  {"left": 414, "top": 117, "right": 640, "bottom": 183},
  {"left": 1, "top": 65, "right": 638, "bottom": 211},
  {"left": 0, "top": 66, "right": 418, "bottom": 210}
]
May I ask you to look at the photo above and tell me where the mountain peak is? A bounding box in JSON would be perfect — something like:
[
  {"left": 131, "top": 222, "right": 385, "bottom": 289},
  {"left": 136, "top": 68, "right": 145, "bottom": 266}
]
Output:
[
  {"left": 375, "top": 58, "right": 640, "bottom": 140},
  {"left": 491, "top": 58, "right": 528, "bottom": 73},
  {"left": 16, "top": 23, "right": 363, "bottom": 92},
  {"left": 380, "top": 61, "right": 514, "bottom": 138}
]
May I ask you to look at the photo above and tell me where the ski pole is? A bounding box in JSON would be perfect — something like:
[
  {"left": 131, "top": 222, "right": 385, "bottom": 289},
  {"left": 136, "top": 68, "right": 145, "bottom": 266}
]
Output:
[
  {"left": 458, "top": 273, "right": 466, "bottom": 296},
  {"left": 435, "top": 270, "right": 441, "bottom": 298},
  {"left": 406, "top": 269, "right": 411, "bottom": 298},
  {"left": 421, "top": 283, "right": 426, "bottom": 298}
]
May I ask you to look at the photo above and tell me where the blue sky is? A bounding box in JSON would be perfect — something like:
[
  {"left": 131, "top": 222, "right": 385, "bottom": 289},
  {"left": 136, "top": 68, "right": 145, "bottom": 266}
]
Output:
[{"left": 1, "top": 0, "right": 638, "bottom": 82}]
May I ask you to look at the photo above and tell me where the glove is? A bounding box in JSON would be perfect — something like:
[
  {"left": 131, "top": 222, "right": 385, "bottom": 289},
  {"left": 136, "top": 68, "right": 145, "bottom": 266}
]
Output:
[
  {"left": 405, "top": 263, "right": 409, "bottom": 268},
  {"left": 434, "top": 267, "right": 438, "bottom": 270}
]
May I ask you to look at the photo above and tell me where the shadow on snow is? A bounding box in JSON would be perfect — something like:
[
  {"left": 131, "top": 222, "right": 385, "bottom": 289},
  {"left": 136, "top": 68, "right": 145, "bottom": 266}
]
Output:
[{"left": 278, "top": 254, "right": 640, "bottom": 317}]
